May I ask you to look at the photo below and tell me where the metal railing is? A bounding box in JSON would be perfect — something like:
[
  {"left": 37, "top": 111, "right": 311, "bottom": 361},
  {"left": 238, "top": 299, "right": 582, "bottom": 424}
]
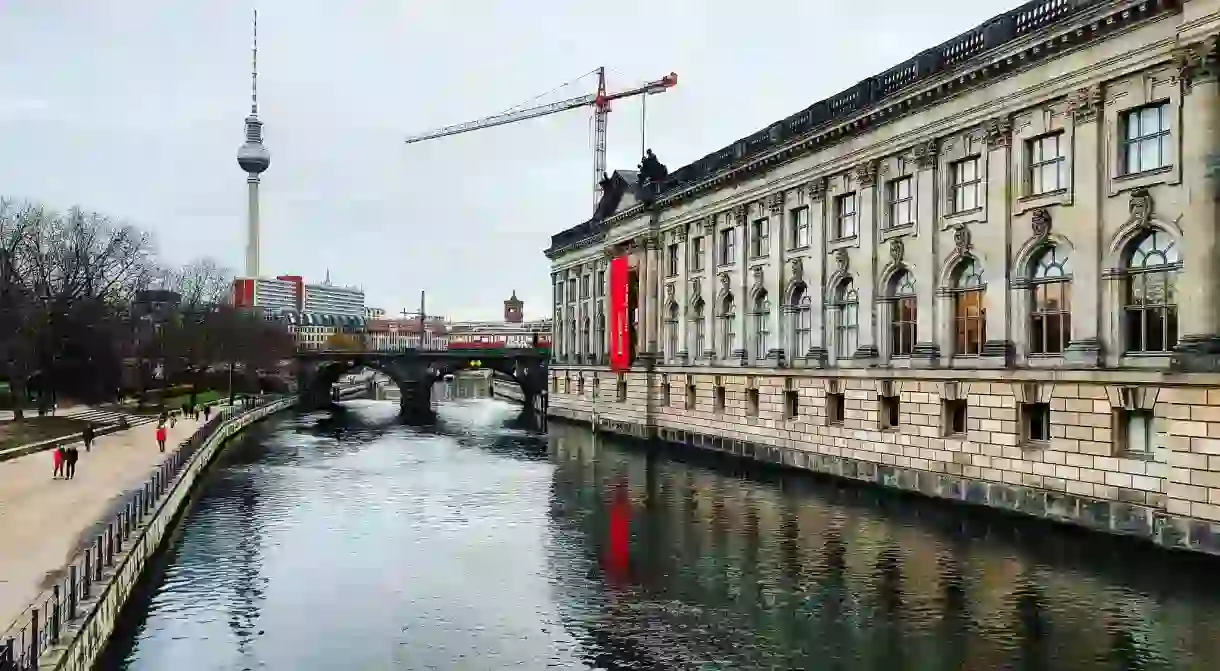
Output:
[{"left": 0, "top": 395, "right": 286, "bottom": 671}]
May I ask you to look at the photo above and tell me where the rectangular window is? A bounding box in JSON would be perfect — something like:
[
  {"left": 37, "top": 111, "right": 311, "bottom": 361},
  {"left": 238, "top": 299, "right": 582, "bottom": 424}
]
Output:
[
  {"left": 567, "top": 278, "right": 577, "bottom": 303},
  {"left": 714, "top": 385, "right": 726, "bottom": 413},
  {"left": 886, "top": 177, "right": 913, "bottom": 228},
  {"left": 686, "top": 382, "right": 697, "bottom": 409},
  {"left": 596, "top": 270, "right": 605, "bottom": 297},
  {"left": 747, "top": 388, "right": 759, "bottom": 416},
  {"left": 581, "top": 275, "right": 590, "bottom": 298},
  {"left": 834, "top": 192, "right": 858, "bottom": 239},
  {"left": 951, "top": 157, "right": 981, "bottom": 213},
  {"left": 616, "top": 376, "right": 627, "bottom": 402},
  {"left": 552, "top": 376, "right": 560, "bottom": 393},
  {"left": 718, "top": 228, "right": 736, "bottom": 266},
  {"left": 592, "top": 377, "right": 599, "bottom": 399},
  {"left": 554, "top": 283, "right": 563, "bottom": 305},
  {"left": 661, "top": 382, "right": 671, "bottom": 408},
  {"left": 1022, "top": 402, "right": 1051, "bottom": 443},
  {"left": 785, "top": 390, "right": 799, "bottom": 419},
  {"left": 1027, "top": 132, "right": 1066, "bottom": 195},
  {"left": 880, "top": 394, "right": 900, "bottom": 431},
  {"left": 690, "top": 236, "right": 705, "bottom": 271},
  {"left": 750, "top": 218, "right": 769, "bottom": 258},
  {"left": 577, "top": 377, "right": 585, "bottom": 396},
  {"left": 666, "top": 243, "right": 679, "bottom": 277},
  {"left": 1122, "top": 103, "right": 1171, "bottom": 175},
  {"left": 1117, "top": 408, "right": 1155, "bottom": 455},
  {"left": 943, "top": 398, "right": 967, "bottom": 437},
  {"left": 826, "top": 392, "right": 845, "bottom": 426},
  {"left": 789, "top": 207, "right": 810, "bottom": 249},
  {"left": 564, "top": 377, "right": 570, "bottom": 394}
]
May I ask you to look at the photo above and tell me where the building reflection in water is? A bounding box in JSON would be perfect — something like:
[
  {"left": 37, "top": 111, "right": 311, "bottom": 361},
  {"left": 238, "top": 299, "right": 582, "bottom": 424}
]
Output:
[{"left": 546, "top": 420, "right": 1220, "bottom": 671}]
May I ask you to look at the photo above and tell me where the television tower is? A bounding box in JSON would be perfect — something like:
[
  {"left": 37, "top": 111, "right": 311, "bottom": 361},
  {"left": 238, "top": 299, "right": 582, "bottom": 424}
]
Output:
[{"left": 236, "top": 9, "right": 270, "bottom": 278}]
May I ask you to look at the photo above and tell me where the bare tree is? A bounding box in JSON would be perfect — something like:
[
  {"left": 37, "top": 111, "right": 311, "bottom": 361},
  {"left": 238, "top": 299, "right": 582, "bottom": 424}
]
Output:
[{"left": 166, "top": 257, "right": 231, "bottom": 309}]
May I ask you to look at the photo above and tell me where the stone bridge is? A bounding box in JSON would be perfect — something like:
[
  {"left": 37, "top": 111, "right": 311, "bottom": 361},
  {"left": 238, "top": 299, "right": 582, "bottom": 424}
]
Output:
[{"left": 294, "top": 349, "right": 548, "bottom": 417}]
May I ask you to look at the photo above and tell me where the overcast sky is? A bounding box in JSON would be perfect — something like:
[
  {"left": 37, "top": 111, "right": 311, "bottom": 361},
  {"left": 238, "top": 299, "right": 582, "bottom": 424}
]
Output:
[{"left": 0, "top": 0, "right": 1017, "bottom": 320}]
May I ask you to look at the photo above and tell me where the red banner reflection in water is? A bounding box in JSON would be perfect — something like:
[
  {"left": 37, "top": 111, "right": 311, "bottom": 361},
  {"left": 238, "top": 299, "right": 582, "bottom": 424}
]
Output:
[
  {"left": 605, "top": 480, "right": 632, "bottom": 584},
  {"left": 608, "top": 254, "right": 631, "bottom": 371}
]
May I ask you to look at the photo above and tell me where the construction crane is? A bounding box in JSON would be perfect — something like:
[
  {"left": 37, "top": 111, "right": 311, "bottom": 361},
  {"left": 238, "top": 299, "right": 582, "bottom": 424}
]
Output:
[{"left": 404, "top": 67, "right": 677, "bottom": 207}]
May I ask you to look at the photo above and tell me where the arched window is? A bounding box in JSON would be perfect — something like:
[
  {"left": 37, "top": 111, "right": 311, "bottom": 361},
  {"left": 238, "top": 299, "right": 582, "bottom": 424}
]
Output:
[
  {"left": 665, "top": 302, "right": 680, "bottom": 361},
  {"left": 789, "top": 284, "right": 811, "bottom": 357},
  {"left": 952, "top": 259, "right": 986, "bottom": 356},
  {"left": 889, "top": 270, "right": 917, "bottom": 357},
  {"left": 834, "top": 279, "right": 858, "bottom": 359},
  {"left": 719, "top": 294, "right": 736, "bottom": 358},
  {"left": 692, "top": 300, "right": 706, "bottom": 357},
  {"left": 595, "top": 307, "right": 606, "bottom": 361},
  {"left": 1029, "top": 246, "right": 1072, "bottom": 354},
  {"left": 580, "top": 317, "right": 590, "bottom": 357},
  {"left": 567, "top": 319, "right": 577, "bottom": 359},
  {"left": 753, "top": 290, "right": 770, "bottom": 360},
  {"left": 1125, "top": 230, "right": 1180, "bottom": 353}
]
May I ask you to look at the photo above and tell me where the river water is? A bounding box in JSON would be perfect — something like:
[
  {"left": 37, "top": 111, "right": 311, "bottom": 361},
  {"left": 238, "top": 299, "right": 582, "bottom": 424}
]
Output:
[{"left": 101, "top": 391, "right": 1220, "bottom": 670}]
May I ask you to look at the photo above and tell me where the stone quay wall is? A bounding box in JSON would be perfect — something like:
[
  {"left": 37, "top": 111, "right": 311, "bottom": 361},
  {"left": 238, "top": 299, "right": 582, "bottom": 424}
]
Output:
[
  {"left": 36, "top": 399, "right": 295, "bottom": 671},
  {"left": 545, "top": 368, "right": 1220, "bottom": 556}
]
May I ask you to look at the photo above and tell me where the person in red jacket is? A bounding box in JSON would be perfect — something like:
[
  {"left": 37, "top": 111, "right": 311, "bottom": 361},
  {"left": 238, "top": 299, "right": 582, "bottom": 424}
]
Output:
[
  {"left": 52, "top": 446, "right": 64, "bottom": 479},
  {"left": 155, "top": 425, "right": 167, "bottom": 453}
]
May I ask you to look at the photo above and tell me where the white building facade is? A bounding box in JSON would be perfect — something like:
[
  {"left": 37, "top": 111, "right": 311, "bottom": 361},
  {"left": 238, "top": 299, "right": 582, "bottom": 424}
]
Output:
[{"left": 545, "top": 0, "right": 1220, "bottom": 554}]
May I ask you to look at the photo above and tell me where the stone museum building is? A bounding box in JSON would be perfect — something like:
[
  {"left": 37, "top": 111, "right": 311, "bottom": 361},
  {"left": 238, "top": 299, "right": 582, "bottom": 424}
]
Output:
[{"left": 544, "top": 0, "right": 1220, "bottom": 553}]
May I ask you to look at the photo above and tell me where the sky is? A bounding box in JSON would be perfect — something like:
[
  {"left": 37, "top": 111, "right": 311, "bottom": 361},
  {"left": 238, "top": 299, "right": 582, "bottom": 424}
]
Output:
[{"left": 0, "top": 0, "right": 1018, "bottom": 321}]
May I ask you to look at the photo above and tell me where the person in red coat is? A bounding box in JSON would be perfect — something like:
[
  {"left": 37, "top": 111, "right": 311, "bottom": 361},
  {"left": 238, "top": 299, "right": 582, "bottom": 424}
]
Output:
[
  {"left": 52, "top": 446, "right": 64, "bottom": 479},
  {"left": 155, "top": 425, "right": 167, "bottom": 453}
]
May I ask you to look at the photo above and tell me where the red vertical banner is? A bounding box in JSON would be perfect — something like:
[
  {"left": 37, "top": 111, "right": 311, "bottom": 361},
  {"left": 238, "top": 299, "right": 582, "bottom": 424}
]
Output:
[{"left": 609, "top": 255, "right": 632, "bottom": 371}]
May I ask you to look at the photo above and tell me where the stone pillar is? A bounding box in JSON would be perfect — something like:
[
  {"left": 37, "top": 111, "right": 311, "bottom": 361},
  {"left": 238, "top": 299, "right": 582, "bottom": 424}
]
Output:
[
  {"left": 643, "top": 229, "right": 662, "bottom": 358},
  {"left": 675, "top": 225, "right": 689, "bottom": 363},
  {"left": 766, "top": 191, "right": 785, "bottom": 365},
  {"left": 701, "top": 217, "right": 718, "bottom": 362},
  {"left": 1173, "top": 39, "right": 1220, "bottom": 371},
  {"left": 910, "top": 142, "right": 940, "bottom": 364},
  {"left": 733, "top": 204, "right": 749, "bottom": 363},
  {"left": 1063, "top": 85, "right": 1103, "bottom": 366},
  {"left": 981, "top": 116, "right": 1015, "bottom": 365},
  {"left": 852, "top": 162, "right": 879, "bottom": 360},
  {"left": 806, "top": 179, "right": 829, "bottom": 365}
]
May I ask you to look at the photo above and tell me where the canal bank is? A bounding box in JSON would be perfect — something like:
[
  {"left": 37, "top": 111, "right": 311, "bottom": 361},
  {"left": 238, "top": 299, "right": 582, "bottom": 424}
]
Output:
[
  {"left": 4, "top": 398, "right": 294, "bottom": 671},
  {"left": 493, "top": 380, "right": 1219, "bottom": 557},
  {"left": 96, "top": 397, "right": 1220, "bottom": 669}
]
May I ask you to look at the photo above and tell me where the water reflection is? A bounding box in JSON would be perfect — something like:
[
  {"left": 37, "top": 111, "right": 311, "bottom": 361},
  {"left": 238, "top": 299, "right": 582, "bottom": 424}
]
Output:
[{"left": 103, "top": 398, "right": 1220, "bottom": 670}]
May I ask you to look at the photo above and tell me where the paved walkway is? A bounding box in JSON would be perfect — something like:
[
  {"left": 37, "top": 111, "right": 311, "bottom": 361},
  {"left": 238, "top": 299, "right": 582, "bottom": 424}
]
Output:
[{"left": 0, "top": 415, "right": 206, "bottom": 632}]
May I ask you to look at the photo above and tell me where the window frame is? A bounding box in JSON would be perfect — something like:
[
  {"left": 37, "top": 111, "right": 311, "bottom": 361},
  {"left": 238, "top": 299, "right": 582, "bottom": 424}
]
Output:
[
  {"left": 834, "top": 279, "right": 859, "bottom": 360},
  {"left": 833, "top": 192, "right": 858, "bottom": 240},
  {"left": 885, "top": 176, "right": 914, "bottom": 230},
  {"left": 718, "top": 227, "right": 736, "bottom": 266},
  {"left": 749, "top": 218, "right": 770, "bottom": 258},
  {"left": 951, "top": 259, "right": 986, "bottom": 358},
  {"left": 888, "top": 270, "right": 917, "bottom": 358},
  {"left": 1123, "top": 230, "right": 1180, "bottom": 355},
  {"left": 789, "top": 206, "right": 811, "bottom": 249},
  {"left": 1121, "top": 102, "right": 1172, "bottom": 176},
  {"left": 1027, "top": 132, "right": 1067, "bottom": 196},
  {"left": 1028, "top": 246, "right": 1072, "bottom": 356},
  {"left": 950, "top": 157, "right": 982, "bottom": 214}
]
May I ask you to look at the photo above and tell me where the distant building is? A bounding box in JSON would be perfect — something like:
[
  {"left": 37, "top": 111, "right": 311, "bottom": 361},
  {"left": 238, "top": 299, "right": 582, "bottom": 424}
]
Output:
[
  {"left": 503, "top": 290, "right": 523, "bottom": 323},
  {"left": 365, "top": 307, "right": 386, "bottom": 319},
  {"left": 303, "top": 274, "right": 365, "bottom": 318},
  {"left": 131, "top": 289, "right": 181, "bottom": 323}
]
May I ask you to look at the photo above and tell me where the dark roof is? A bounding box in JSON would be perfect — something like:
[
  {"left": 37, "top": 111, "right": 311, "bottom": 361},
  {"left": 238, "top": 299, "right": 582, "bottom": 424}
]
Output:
[{"left": 547, "top": 0, "right": 1163, "bottom": 258}]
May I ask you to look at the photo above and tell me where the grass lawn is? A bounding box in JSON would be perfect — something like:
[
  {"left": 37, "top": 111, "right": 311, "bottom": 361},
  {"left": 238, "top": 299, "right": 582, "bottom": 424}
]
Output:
[{"left": 0, "top": 416, "right": 90, "bottom": 451}]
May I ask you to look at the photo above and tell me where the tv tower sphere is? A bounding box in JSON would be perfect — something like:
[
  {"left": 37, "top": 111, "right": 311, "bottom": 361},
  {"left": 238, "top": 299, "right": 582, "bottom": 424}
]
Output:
[{"left": 238, "top": 115, "right": 271, "bottom": 174}]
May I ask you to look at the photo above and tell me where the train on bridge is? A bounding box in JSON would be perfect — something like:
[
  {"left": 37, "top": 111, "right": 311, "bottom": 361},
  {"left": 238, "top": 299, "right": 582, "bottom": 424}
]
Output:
[{"left": 446, "top": 331, "right": 551, "bottom": 356}]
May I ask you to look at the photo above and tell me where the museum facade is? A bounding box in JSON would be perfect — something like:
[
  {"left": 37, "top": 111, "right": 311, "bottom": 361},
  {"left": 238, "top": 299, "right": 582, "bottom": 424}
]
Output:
[{"left": 544, "top": 0, "right": 1220, "bottom": 553}]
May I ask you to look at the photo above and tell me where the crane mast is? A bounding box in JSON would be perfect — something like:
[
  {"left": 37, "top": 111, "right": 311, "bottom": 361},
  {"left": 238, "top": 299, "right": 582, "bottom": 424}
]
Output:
[{"left": 404, "top": 68, "right": 677, "bottom": 208}]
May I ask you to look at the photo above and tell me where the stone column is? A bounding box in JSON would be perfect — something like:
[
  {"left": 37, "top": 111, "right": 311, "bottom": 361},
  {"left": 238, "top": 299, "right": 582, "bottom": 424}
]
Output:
[
  {"left": 910, "top": 142, "right": 941, "bottom": 364},
  {"left": 601, "top": 248, "right": 614, "bottom": 365},
  {"left": 852, "top": 162, "right": 879, "bottom": 360},
  {"left": 702, "top": 216, "right": 718, "bottom": 362},
  {"left": 641, "top": 230, "right": 662, "bottom": 358},
  {"left": 981, "top": 115, "right": 1015, "bottom": 365},
  {"left": 766, "top": 191, "right": 786, "bottom": 365},
  {"left": 573, "top": 267, "right": 585, "bottom": 363},
  {"left": 806, "top": 179, "right": 829, "bottom": 365},
  {"left": 1172, "top": 39, "right": 1220, "bottom": 371},
  {"left": 551, "top": 272, "right": 562, "bottom": 361},
  {"left": 1063, "top": 85, "right": 1103, "bottom": 366},
  {"left": 675, "top": 225, "right": 689, "bottom": 363},
  {"left": 733, "top": 204, "right": 749, "bottom": 363}
]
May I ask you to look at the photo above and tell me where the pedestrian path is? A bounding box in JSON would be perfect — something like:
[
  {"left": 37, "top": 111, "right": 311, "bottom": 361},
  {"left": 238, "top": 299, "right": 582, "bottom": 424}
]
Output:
[{"left": 0, "top": 416, "right": 204, "bottom": 632}]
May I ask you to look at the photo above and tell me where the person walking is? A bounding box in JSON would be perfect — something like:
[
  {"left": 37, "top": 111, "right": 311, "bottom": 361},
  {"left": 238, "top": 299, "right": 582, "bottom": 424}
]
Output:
[
  {"left": 170, "top": 411, "right": 177, "bottom": 428},
  {"left": 82, "top": 424, "right": 95, "bottom": 453},
  {"left": 203, "top": 404, "right": 211, "bottom": 421},
  {"left": 64, "top": 445, "right": 78, "bottom": 480},
  {"left": 156, "top": 424, "right": 167, "bottom": 453},
  {"left": 52, "top": 446, "right": 65, "bottom": 479}
]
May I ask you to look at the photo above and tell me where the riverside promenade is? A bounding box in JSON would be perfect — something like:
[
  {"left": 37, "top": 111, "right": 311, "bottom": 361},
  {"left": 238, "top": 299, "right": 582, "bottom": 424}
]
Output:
[{"left": 0, "top": 416, "right": 205, "bottom": 632}]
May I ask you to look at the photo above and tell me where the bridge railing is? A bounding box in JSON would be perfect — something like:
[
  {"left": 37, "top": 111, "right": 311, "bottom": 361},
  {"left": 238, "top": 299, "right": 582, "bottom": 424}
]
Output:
[{"left": 0, "top": 394, "right": 288, "bottom": 671}]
